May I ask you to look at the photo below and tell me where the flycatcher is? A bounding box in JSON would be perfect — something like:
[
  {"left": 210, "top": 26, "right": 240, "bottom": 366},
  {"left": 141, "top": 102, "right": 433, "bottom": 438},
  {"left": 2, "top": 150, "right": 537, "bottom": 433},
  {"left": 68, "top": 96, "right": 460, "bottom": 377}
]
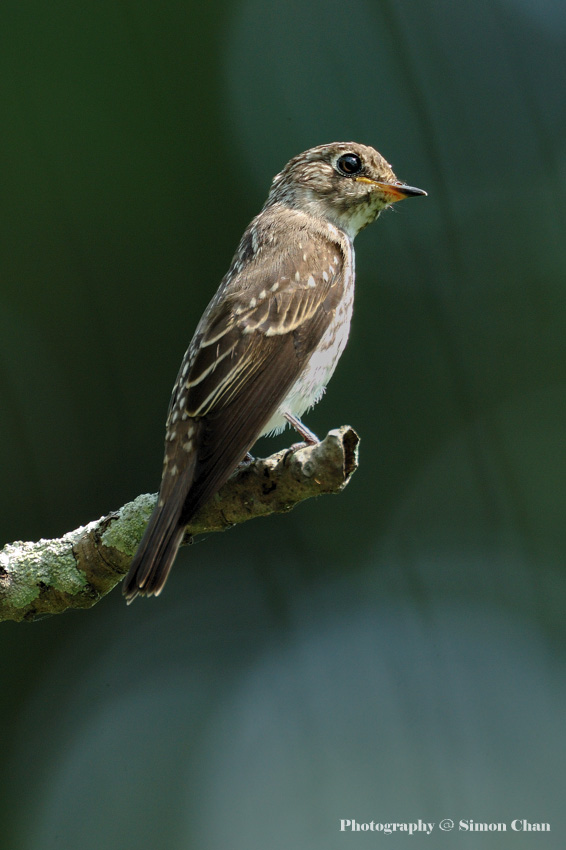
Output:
[{"left": 123, "top": 142, "right": 426, "bottom": 602}]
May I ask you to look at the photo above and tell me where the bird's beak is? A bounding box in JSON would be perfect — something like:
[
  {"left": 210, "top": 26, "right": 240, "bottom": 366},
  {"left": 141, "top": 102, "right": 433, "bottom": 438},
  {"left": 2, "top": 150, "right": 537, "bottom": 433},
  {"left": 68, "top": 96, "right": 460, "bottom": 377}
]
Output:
[{"left": 356, "top": 177, "right": 427, "bottom": 203}]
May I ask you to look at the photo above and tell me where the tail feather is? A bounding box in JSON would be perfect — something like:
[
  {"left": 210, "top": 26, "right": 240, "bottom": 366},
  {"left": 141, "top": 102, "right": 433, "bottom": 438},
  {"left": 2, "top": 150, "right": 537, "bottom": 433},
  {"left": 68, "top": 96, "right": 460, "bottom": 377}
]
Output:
[
  {"left": 123, "top": 401, "right": 265, "bottom": 602},
  {"left": 122, "top": 500, "right": 187, "bottom": 603}
]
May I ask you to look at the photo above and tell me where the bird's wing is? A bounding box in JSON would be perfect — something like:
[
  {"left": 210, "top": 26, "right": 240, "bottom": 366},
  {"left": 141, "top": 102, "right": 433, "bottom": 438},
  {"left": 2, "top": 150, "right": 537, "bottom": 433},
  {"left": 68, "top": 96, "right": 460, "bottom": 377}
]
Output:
[
  {"left": 163, "top": 230, "right": 348, "bottom": 520},
  {"left": 123, "top": 230, "right": 348, "bottom": 599}
]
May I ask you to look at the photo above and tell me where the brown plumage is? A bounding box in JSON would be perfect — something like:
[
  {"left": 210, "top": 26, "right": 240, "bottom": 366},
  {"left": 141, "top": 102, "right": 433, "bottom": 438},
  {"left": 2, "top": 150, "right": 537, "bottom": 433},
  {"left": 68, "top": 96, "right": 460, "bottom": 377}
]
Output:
[{"left": 123, "top": 142, "right": 426, "bottom": 602}]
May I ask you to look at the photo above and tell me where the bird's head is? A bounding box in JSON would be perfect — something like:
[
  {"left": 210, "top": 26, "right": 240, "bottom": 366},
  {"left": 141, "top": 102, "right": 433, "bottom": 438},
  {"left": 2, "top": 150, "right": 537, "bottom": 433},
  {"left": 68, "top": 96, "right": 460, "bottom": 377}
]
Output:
[{"left": 267, "top": 142, "right": 426, "bottom": 239}]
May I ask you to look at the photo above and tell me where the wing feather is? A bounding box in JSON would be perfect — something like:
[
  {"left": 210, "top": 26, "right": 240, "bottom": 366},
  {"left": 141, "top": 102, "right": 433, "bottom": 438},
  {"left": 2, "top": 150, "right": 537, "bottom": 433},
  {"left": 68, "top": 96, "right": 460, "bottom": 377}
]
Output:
[{"left": 176, "top": 242, "right": 343, "bottom": 415}]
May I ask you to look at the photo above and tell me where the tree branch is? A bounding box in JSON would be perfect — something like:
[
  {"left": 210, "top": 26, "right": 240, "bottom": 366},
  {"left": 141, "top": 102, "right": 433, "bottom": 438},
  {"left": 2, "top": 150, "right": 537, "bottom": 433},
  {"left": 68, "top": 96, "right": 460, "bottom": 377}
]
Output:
[{"left": 0, "top": 426, "right": 359, "bottom": 622}]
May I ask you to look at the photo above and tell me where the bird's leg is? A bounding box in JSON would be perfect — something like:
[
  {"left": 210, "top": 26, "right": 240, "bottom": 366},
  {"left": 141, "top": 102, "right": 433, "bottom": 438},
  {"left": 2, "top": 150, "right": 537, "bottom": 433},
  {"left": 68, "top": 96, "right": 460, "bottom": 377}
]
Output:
[{"left": 284, "top": 412, "right": 319, "bottom": 447}]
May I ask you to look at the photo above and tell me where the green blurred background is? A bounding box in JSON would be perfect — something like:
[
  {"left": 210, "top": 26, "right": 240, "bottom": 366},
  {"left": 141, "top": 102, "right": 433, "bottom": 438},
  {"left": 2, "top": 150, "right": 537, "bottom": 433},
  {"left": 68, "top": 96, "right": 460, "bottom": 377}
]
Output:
[{"left": 2, "top": 0, "right": 566, "bottom": 847}]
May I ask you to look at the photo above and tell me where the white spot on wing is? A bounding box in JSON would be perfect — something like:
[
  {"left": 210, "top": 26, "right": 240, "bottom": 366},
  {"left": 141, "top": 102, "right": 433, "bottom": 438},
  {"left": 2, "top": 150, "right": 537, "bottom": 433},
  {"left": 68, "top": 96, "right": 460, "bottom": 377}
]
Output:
[{"left": 307, "top": 275, "right": 316, "bottom": 288}]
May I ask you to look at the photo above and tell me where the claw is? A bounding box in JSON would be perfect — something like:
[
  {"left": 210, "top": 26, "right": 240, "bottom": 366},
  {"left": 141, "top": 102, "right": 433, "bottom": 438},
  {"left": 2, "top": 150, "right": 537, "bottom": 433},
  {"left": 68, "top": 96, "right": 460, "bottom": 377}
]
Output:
[{"left": 237, "top": 451, "right": 255, "bottom": 469}]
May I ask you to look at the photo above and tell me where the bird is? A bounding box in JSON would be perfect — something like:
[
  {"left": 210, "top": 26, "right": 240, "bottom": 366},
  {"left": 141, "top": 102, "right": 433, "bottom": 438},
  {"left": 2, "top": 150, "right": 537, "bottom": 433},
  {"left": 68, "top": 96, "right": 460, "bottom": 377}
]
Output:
[{"left": 122, "top": 142, "right": 426, "bottom": 602}]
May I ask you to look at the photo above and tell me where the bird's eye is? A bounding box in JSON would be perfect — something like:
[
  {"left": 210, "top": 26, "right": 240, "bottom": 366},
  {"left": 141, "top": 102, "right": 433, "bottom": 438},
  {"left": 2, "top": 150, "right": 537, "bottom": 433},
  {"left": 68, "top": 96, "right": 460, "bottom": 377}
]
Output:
[{"left": 336, "top": 153, "right": 362, "bottom": 176}]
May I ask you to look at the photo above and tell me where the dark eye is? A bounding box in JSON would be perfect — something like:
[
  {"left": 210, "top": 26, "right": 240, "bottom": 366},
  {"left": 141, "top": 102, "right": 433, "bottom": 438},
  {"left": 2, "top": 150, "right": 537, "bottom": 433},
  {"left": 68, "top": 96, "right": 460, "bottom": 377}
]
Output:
[{"left": 336, "top": 153, "right": 362, "bottom": 175}]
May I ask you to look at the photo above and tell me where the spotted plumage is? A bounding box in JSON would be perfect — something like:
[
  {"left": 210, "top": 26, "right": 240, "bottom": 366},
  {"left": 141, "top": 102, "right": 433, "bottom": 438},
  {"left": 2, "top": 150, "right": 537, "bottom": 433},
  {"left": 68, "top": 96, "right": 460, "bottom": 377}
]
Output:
[{"left": 123, "top": 142, "right": 426, "bottom": 601}]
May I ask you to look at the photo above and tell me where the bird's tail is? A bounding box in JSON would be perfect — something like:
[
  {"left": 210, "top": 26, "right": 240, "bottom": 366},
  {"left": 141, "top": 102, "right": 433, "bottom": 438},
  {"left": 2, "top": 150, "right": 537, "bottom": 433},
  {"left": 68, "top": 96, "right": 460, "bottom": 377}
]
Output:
[{"left": 122, "top": 496, "right": 188, "bottom": 604}]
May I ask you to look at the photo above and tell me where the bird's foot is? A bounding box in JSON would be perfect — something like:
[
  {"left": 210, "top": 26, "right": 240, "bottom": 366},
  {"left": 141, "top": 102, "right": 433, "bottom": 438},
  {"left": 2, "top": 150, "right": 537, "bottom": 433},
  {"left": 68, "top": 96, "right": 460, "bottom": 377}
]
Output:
[
  {"left": 237, "top": 451, "right": 255, "bottom": 469},
  {"left": 283, "top": 413, "right": 319, "bottom": 462}
]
